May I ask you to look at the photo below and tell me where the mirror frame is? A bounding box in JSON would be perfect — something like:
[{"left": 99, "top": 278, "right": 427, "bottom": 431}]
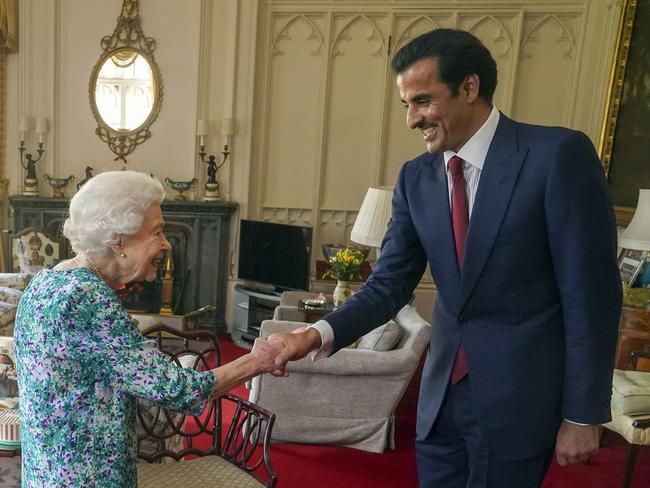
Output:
[{"left": 88, "top": 0, "right": 163, "bottom": 165}]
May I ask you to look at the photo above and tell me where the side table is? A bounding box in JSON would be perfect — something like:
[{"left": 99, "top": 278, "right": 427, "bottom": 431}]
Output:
[
  {"left": 297, "top": 299, "right": 335, "bottom": 324},
  {"left": 615, "top": 306, "right": 650, "bottom": 371}
]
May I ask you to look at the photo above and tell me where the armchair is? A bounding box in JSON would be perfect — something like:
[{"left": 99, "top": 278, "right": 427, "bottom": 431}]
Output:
[
  {"left": 248, "top": 305, "right": 430, "bottom": 453},
  {"left": 2, "top": 227, "right": 62, "bottom": 274},
  {"left": 136, "top": 324, "right": 278, "bottom": 488},
  {"left": 604, "top": 351, "right": 650, "bottom": 488}
]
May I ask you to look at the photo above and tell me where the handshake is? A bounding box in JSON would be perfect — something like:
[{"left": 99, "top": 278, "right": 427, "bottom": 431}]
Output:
[{"left": 249, "top": 326, "right": 323, "bottom": 377}]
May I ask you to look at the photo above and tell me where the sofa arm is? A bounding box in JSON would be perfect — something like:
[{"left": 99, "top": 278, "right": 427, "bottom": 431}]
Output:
[
  {"left": 0, "top": 273, "right": 31, "bottom": 290},
  {"left": 272, "top": 306, "right": 306, "bottom": 322},
  {"left": 260, "top": 319, "right": 310, "bottom": 337},
  {"left": 260, "top": 320, "right": 421, "bottom": 376},
  {"left": 286, "top": 348, "right": 419, "bottom": 376}
]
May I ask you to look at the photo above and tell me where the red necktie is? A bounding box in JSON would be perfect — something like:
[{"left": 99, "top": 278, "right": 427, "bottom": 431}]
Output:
[{"left": 449, "top": 155, "right": 469, "bottom": 384}]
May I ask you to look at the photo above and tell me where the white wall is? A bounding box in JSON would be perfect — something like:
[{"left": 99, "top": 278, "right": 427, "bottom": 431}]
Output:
[{"left": 5, "top": 0, "right": 244, "bottom": 200}]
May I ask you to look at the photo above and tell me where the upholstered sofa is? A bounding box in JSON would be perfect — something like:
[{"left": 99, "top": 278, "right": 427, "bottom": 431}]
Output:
[
  {"left": 248, "top": 304, "right": 430, "bottom": 453},
  {"left": 0, "top": 273, "right": 32, "bottom": 337}
]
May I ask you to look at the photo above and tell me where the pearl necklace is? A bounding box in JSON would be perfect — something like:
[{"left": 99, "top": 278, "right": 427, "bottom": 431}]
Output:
[{"left": 85, "top": 257, "right": 103, "bottom": 280}]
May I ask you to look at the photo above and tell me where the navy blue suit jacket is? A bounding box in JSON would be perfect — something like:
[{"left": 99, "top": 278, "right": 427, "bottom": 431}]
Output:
[{"left": 325, "top": 114, "right": 622, "bottom": 460}]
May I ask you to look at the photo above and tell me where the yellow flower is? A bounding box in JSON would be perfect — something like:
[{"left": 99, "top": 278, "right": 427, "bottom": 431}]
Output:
[{"left": 322, "top": 248, "right": 367, "bottom": 281}]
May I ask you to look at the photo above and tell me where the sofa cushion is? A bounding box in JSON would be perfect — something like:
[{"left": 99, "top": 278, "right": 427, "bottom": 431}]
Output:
[
  {"left": 357, "top": 320, "right": 402, "bottom": 351},
  {"left": 0, "top": 287, "right": 23, "bottom": 305},
  {"left": 0, "top": 274, "right": 31, "bottom": 291},
  {"left": 612, "top": 369, "right": 650, "bottom": 416},
  {"left": 0, "top": 301, "right": 17, "bottom": 330}
]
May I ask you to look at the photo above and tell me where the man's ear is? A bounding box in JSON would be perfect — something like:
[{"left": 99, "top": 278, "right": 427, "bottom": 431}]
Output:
[{"left": 462, "top": 74, "right": 480, "bottom": 103}]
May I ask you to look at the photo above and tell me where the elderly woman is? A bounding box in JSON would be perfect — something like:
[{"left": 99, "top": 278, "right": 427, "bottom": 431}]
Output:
[{"left": 14, "top": 171, "right": 282, "bottom": 487}]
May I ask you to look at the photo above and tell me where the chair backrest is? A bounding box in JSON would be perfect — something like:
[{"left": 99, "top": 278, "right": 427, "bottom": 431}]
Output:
[
  {"left": 137, "top": 324, "right": 278, "bottom": 487},
  {"left": 4, "top": 227, "right": 62, "bottom": 274}
]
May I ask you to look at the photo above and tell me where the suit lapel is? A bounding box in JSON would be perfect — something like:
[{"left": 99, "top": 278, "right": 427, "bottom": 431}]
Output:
[
  {"left": 419, "top": 154, "right": 461, "bottom": 292},
  {"left": 459, "top": 115, "right": 527, "bottom": 310}
]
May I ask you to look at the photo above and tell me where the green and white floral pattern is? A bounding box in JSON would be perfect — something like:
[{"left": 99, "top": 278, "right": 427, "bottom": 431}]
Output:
[{"left": 14, "top": 268, "right": 215, "bottom": 487}]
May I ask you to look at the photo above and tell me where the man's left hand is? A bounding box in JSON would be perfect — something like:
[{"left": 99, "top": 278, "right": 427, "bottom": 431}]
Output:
[{"left": 555, "top": 421, "right": 600, "bottom": 466}]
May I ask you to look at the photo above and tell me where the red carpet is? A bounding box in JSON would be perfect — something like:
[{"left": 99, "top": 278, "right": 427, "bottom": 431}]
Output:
[{"left": 219, "top": 335, "right": 650, "bottom": 488}]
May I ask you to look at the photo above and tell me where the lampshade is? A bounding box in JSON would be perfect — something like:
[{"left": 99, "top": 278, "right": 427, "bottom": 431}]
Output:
[
  {"left": 351, "top": 186, "right": 394, "bottom": 247},
  {"left": 196, "top": 119, "right": 209, "bottom": 136},
  {"left": 620, "top": 189, "right": 650, "bottom": 250},
  {"left": 34, "top": 118, "right": 48, "bottom": 134}
]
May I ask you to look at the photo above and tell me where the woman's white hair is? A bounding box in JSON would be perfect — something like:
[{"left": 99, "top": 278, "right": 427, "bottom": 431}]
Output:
[{"left": 63, "top": 170, "right": 165, "bottom": 257}]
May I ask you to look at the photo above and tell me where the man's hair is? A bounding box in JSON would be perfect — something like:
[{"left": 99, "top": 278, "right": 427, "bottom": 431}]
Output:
[{"left": 391, "top": 29, "right": 497, "bottom": 103}]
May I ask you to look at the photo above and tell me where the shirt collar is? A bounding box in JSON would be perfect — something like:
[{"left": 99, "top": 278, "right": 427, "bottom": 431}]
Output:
[{"left": 444, "top": 106, "right": 500, "bottom": 171}]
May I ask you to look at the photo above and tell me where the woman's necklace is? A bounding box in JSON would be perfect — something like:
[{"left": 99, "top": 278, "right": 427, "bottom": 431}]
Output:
[{"left": 85, "top": 256, "right": 103, "bottom": 280}]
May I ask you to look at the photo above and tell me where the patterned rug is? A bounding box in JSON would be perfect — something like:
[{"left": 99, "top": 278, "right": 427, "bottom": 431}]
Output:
[{"left": 0, "top": 456, "right": 21, "bottom": 487}]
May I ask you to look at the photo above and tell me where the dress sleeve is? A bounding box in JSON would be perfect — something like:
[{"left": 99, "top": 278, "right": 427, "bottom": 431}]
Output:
[{"left": 67, "top": 280, "right": 216, "bottom": 416}]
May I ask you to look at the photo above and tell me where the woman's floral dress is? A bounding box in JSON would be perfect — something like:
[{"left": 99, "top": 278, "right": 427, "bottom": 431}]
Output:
[{"left": 13, "top": 268, "right": 216, "bottom": 487}]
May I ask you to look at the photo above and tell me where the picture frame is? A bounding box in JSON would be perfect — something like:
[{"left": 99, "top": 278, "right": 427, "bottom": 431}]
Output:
[
  {"left": 599, "top": 0, "right": 650, "bottom": 223},
  {"left": 618, "top": 248, "right": 648, "bottom": 286}
]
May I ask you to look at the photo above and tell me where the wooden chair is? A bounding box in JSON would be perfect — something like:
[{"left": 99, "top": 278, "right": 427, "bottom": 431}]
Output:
[
  {"left": 136, "top": 324, "right": 278, "bottom": 488},
  {"left": 604, "top": 351, "right": 650, "bottom": 488}
]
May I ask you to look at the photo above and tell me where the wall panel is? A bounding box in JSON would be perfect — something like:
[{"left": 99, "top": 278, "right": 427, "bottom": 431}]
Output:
[
  {"left": 322, "top": 14, "right": 387, "bottom": 209},
  {"left": 264, "top": 15, "right": 325, "bottom": 208},
  {"left": 252, "top": 1, "right": 622, "bottom": 320},
  {"left": 512, "top": 13, "right": 581, "bottom": 125}
]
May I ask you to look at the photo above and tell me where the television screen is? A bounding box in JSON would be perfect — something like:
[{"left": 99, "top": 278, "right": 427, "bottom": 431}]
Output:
[{"left": 238, "top": 220, "right": 312, "bottom": 291}]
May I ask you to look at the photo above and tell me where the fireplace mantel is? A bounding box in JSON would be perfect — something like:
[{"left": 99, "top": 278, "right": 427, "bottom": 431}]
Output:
[{"left": 8, "top": 196, "right": 237, "bottom": 333}]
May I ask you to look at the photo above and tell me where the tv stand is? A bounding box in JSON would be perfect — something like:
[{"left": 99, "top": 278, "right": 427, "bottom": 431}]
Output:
[
  {"left": 232, "top": 284, "right": 281, "bottom": 349},
  {"left": 237, "top": 284, "right": 281, "bottom": 297}
]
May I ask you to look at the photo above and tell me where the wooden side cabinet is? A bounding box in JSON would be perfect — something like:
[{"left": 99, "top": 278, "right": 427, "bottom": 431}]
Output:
[{"left": 615, "top": 307, "right": 650, "bottom": 371}]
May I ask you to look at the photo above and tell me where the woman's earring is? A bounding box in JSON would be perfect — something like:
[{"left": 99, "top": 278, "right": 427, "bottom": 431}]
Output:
[{"left": 120, "top": 252, "right": 126, "bottom": 258}]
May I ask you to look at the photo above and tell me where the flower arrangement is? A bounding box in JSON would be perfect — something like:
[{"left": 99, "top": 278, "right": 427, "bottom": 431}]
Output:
[{"left": 322, "top": 248, "right": 366, "bottom": 282}]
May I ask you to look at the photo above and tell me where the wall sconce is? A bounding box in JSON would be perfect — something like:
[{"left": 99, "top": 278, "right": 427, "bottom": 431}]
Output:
[
  {"left": 197, "top": 118, "right": 234, "bottom": 201},
  {"left": 18, "top": 116, "right": 48, "bottom": 196}
]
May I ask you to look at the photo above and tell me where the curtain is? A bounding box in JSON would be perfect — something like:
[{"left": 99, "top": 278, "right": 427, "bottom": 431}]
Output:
[{"left": 0, "top": 0, "right": 15, "bottom": 271}]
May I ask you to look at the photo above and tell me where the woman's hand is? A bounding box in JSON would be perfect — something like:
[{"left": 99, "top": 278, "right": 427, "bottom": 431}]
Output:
[
  {"left": 251, "top": 338, "right": 287, "bottom": 377},
  {"left": 209, "top": 338, "right": 288, "bottom": 398}
]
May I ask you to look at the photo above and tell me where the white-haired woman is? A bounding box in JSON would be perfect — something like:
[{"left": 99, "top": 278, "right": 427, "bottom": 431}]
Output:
[{"left": 14, "top": 171, "right": 282, "bottom": 487}]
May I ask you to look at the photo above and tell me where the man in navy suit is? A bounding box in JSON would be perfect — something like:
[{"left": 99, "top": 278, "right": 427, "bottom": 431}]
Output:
[{"left": 270, "top": 29, "right": 621, "bottom": 487}]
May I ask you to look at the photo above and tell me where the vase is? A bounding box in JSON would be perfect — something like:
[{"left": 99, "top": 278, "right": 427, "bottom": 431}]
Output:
[{"left": 333, "top": 280, "right": 353, "bottom": 307}]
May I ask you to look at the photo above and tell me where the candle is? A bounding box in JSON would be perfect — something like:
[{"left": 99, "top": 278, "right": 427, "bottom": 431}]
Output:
[
  {"left": 18, "top": 115, "right": 30, "bottom": 139},
  {"left": 35, "top": 118, "right": 48, "bottom": 143},
  {"left": 221, "top": 118, "right": 233, "bottom": 146}
]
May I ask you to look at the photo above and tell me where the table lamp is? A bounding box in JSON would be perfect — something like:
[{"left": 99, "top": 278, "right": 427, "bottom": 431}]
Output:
[
  {"left": 351, "top": 186, "right": 393, "bottom": 259},
  {"left": 620, "top": 189, "right": 650, "bottom": 251},
  {"left": 619, "top": 190, "right": 650, "bottom": 306}
]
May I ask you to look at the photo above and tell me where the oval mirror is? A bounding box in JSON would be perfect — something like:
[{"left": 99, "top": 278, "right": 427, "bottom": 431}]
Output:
[
  {"left": 89, "top": 45, "right": 163, "bottom": 163},
  {"left": 93, "top": 49, "right": 157, "bottom": 132}
]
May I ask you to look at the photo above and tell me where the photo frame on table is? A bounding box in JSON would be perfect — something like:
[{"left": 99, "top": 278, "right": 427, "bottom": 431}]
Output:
[
  {"left": 599, "top": 0, "right": 650, "bottom": 223},
  {"left": 618, "top": 249, "right": 648, "bottom": 286}
]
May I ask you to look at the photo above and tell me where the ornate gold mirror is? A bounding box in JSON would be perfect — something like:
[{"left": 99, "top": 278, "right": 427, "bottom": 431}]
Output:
[{"left": 89, "top": 0, "right": 163, "bottom": 164}]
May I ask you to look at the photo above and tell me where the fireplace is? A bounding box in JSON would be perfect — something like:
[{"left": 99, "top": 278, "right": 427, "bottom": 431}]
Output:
[
  {"left": 114, "top": 223, "right": 190, "bottom": 314},
  {"left": 8, "top": 196, "right": 237, "bottom": 332}
]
